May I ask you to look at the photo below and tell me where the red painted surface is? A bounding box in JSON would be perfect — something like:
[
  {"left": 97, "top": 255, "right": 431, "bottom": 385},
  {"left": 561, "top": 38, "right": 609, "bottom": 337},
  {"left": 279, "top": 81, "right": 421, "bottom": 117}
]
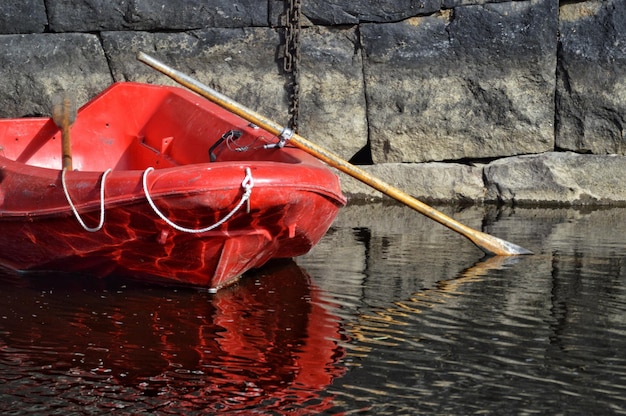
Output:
[{"left": 0, "top": 83, "right": 346, "bottom": 289}]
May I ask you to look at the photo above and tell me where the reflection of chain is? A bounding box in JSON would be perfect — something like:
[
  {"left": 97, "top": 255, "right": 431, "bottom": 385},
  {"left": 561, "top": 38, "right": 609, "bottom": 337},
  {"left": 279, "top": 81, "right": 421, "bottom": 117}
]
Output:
[{"left": 284, "top": 0, "right": 301, "bottom": 132}]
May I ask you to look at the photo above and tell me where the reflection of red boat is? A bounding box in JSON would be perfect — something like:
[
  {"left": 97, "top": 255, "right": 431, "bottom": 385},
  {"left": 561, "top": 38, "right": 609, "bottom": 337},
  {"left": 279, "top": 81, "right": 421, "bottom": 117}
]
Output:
[
  {"left": 0, "top": 260, "right": 346, "bottom": 413},
  {"left": 0, "top": 82, "right": 345, "bottom": 289}
]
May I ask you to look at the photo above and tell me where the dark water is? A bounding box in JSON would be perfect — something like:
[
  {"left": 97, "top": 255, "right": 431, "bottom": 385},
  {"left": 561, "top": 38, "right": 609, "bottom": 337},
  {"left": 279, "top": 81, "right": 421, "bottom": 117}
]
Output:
[{"left": 2, "top": 203, "right": 626, "bottom": 414}]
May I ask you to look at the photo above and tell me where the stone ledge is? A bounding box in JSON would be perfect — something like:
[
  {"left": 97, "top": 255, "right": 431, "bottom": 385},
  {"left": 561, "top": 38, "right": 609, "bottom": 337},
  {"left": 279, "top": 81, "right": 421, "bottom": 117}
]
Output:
[
  {"left": 485, "top": 152, "right": 626, "bottom": 206},
  {"left": 342, "top": 152, "right": 626, "bottom": 206},
  {"left": 338, "top": 162, "right": 486, "bottom": 204}
]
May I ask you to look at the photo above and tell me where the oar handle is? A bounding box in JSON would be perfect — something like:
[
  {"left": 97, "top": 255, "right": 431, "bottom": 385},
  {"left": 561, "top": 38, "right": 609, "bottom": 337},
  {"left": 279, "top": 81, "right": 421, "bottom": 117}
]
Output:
[{"left": 137, "top": 52, "right": 532, "bottom": 256}]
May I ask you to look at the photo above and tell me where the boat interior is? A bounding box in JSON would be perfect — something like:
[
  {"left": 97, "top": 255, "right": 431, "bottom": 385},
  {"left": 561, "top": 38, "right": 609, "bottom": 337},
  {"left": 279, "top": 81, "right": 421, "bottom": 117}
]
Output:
[{"left": 0, "top": 83, "right": 295, "bottom": 173}]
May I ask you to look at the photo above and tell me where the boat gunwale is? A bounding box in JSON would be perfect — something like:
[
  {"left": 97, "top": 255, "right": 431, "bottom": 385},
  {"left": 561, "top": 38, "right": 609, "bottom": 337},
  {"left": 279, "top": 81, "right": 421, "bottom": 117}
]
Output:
[{"left": 0, "top": 155, "right": 346, "bottom": 219}]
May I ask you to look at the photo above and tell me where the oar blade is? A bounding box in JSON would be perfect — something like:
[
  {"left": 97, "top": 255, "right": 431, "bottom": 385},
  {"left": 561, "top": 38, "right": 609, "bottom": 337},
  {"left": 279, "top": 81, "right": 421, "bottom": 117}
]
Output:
[
  {"left": 51, "top": 91, "right": 75, "bottom": 171},
  {"left": 51, "top": 92, "right": 76, "bottom": 126},
  {"left": 469, "top": 231, "right": 533, "bottom": 256}
]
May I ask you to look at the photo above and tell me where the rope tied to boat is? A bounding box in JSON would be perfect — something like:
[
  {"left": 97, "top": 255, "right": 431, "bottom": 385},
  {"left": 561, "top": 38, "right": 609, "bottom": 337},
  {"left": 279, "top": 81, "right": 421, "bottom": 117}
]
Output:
[
  {"left": 62, "top": 168, "right": 112, "bottom": 232},
  {"left": 142, "top": 167, "right": 254, "bottom": 234}
]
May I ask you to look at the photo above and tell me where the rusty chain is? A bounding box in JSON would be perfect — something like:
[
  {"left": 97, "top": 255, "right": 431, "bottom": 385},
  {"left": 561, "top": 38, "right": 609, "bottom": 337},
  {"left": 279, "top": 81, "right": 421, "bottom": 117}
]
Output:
[{"left": 283, "top": 0, "right": 301, "bottom": 132}]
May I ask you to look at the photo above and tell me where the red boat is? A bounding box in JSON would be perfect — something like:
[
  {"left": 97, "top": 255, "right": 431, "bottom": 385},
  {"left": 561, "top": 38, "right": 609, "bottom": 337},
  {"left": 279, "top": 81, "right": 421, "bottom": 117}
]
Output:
[{"left": 0, "top": 82, "right": 346, "bottom": 290}]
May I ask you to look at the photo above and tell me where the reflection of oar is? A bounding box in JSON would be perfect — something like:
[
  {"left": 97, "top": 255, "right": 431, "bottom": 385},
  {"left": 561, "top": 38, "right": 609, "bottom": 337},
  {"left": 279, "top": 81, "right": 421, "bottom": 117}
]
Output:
[
  {"left": 435, "top": 255, "right": 521, "bottom": 293},
  {"left": 351, "top": 255, "right": 523, "bottom": 346},
  {"left": 51, "top": 93, "right": 76, "bottom": 171},
  {"left": 137, "top": 52, "right": 532, "bottom": 256}
]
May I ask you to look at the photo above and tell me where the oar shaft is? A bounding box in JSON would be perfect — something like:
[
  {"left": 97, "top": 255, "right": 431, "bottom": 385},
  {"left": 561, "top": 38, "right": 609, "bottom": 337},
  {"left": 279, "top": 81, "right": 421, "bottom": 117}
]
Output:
[
  {"left": 287, "top": 134, "right": 466, "bottom": 232},
  {"left": 52, "top": 94, "right": 74, "bottom": 171},
  {"left": 137, "top": 52, "right": 532, "bottom": 256},
  {"left": 61, "top": 124, "right": 72, "bottom": 170},
  {"left": 294, "top": 135, "right": 530, "bottom": 255}
]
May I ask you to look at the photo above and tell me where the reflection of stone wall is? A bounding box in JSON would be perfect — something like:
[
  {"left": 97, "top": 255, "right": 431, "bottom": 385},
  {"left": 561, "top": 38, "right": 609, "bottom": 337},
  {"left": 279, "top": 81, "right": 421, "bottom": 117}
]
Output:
[{"left": 1, "top": 1, "right": 625, "bottom": 205}]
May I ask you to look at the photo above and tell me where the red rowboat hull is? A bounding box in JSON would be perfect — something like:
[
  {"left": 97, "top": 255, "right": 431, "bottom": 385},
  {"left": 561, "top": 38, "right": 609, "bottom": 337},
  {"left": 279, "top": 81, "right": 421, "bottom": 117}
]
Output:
[{"left": 0, "top": 82, "right": 346, "bottom": 289}]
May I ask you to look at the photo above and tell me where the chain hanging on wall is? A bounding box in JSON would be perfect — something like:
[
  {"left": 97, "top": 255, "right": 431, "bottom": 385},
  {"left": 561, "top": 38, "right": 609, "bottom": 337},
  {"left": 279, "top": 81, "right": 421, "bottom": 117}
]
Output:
[{"left": 283, "top": 0, "right": 301, "bottom": 133}]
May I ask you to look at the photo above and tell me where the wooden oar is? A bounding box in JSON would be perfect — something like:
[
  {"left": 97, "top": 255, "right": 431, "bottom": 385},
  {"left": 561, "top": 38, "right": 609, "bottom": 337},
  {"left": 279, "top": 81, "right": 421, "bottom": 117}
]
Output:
[
  {"left": 51, "top": 93, "right": 76, "bottom": 171},
  {"left": 137, "top": 52, "right": 532, "bottom": 256}
]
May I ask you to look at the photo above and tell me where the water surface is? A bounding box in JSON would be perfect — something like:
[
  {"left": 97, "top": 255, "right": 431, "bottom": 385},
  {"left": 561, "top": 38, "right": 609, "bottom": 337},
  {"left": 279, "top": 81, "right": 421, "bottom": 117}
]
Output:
[{"left": 2, "top": 203, "right": 626, "bottom": 414}]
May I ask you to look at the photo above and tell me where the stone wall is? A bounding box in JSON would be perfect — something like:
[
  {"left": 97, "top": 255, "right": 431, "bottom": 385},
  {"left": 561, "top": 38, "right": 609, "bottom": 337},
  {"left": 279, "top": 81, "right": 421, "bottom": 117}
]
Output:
[{"left": 2, "top": 0, "right": 626, "bottom": 206}]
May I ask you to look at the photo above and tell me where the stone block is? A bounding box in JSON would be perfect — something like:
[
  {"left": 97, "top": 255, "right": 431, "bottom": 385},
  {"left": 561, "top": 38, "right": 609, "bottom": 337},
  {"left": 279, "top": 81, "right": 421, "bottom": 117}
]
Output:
[
  {"left": 556, "top": 0, "right": 626, "bottom": 155},
  {"left": 47, "top": 0, "right": 267, "bottom": 32},
  {"left": 102, "top": 28, "right": 287, "bottom": 121},
  {"left": 300, "top": 0, "right": 440, "bottom": 25},
  {"left": 0, "top": 1, "right": 48, "bottom": 34},
  {"left": 0, "top": 33, "right": 112, "bottom": 118},
  {"left": 442, "top": 0, "right": 525, "bottom": 7},
  {"left": 298, "top": 26, "right": 367, "bottom": 159},
  {"left": 484, "top": 152, "right": 626, "bottom": 206},
  {"left": 363, "top": 0, "right": 557, "bottom": 163},
  {"left": 339, "top": 162, "right": 486, "bottom": 204}
]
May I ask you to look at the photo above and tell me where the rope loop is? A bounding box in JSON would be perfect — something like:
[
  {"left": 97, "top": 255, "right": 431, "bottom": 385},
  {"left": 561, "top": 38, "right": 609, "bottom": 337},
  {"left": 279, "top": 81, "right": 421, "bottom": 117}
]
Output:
[
  {"left": 142, "top": 167, "right": 254, "bottom": 234},
  {"left": 62, "top": 168, "right": 112, "bottom": 232}
]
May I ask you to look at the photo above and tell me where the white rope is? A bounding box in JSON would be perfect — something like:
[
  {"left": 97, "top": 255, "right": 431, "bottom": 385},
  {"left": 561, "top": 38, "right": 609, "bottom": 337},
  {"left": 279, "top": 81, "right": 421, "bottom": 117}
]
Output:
[
  {"left": 62, "top": 168, "right": 112, "bottom": 232},
  {"left": 142, "top": 167, "right": 254, "bottom": 234}
]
